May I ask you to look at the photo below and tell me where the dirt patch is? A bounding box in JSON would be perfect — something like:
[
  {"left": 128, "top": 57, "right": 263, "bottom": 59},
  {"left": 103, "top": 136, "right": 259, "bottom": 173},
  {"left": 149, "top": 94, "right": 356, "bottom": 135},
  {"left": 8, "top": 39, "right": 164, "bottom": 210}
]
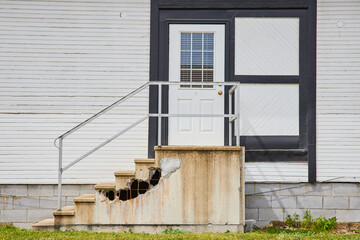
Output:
[
  {"left": 264, "top": 221, "right": 360, "bottom": 234},
  {"left": 333, "top": 223, "right": 360, "bottom": 234}
]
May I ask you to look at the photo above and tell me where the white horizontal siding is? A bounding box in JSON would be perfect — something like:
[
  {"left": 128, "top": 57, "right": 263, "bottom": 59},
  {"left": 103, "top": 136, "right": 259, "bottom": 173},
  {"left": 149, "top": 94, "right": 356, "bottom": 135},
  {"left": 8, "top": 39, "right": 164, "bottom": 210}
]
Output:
[
  {"left": 317, "top": 0, "right": 360, "bottom": 182},
  {"left": 1, "top": 0, "right": 358, "bottom": 185},
  {"left": 245, "top": 162, "right": 308, "bottom": 182},
  {"left": 0, "top": 0, "right": 150, "bottom": 184}
]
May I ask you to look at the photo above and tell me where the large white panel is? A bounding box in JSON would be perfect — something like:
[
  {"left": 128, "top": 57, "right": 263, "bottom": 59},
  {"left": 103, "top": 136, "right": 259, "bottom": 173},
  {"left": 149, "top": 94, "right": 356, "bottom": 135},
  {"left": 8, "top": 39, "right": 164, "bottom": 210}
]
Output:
[
  {"left": 235, "top": 17, "right": 299, "bottom": 75},
  {"left": 239, "top": 84, "right": 299, "bottom": 136}
]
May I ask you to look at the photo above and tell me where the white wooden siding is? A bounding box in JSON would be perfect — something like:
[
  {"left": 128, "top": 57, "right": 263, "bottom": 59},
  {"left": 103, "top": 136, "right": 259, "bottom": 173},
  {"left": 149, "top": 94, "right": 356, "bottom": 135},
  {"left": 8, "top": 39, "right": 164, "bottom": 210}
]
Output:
[
  {"left": 245, "top": 162, "right": 308, "bottom": 182},
  {"left": 0, "top": 0, "right": 150, "bottom": 184},
  {"left": 317, "top": 0, "right": 360, "bottom": 182},
  {"left": 1, "top": 0, "right": 359, "bottom": 185}
]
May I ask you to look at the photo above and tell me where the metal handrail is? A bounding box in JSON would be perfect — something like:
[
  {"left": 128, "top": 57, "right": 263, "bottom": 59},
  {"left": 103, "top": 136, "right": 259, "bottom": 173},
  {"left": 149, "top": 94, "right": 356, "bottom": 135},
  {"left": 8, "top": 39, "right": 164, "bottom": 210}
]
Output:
[
  {"left": 54, "top": 81, "right": 150, "bottom": 148},
  {"left": 56, "top": 81, "right": 240, "bottom": 210}
]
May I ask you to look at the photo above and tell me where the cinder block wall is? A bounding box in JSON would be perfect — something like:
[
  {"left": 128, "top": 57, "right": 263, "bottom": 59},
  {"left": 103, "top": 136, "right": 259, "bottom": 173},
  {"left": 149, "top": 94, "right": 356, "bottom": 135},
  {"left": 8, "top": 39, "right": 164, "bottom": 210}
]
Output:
[
  {"left": 0, "top": 184, "right": 94, "bottom": 228},
  {"left": 246, "top": 183, "right": 360, "bottom": 226},
  {"left": 1, "top": 183, "right": 360, "bottom": 228}
]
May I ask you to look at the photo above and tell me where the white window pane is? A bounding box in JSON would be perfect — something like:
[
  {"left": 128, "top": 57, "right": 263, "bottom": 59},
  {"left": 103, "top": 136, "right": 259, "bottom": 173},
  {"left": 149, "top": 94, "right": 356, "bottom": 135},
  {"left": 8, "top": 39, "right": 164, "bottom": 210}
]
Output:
[
  {"left": 181, "top": 52, "right": 191, "bottom": 68},
  {"left": 203, "top": 52, "right": 214, "bottom": 69},
  {"left": 181, "top": 33, "right": 191, "bottom": 51},
  {"left": 192, "top": 52, "right": 202, "bottom": 69},
  {"left": 239, "top": 84, "right": 299, "bottom": 135},
  {"left": 192, "top": 33, "right": 203, "bottom": 51},
  {"left": 235, "top": 18, "right": 299, "bottom": 76},
  {"left": 204, "top": 33, "right": 214, "bottom": 51}
]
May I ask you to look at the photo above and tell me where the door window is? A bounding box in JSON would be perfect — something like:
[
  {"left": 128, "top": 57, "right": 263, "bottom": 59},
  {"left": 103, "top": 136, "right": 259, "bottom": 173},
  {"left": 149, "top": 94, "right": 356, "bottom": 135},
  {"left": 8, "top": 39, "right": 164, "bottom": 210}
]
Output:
[{"left": 180, "top": 33, "right": 214, "bottom": 88}]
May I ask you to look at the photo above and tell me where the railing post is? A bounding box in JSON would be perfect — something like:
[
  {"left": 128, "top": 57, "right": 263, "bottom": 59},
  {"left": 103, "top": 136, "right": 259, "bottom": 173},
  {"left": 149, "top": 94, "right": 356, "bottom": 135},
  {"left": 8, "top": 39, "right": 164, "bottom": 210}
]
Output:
[
  {"left": 236, "top": 83, "right": 240, "bottom": 146},
  {"left": 158, "top": 84, "right": 162, "bottom": 146},
  {"left": 57, "top": 138, "right": 63, "bottom": 210},
  {"left": 229, "top": 87, "right": 232, "bottom": 146}
]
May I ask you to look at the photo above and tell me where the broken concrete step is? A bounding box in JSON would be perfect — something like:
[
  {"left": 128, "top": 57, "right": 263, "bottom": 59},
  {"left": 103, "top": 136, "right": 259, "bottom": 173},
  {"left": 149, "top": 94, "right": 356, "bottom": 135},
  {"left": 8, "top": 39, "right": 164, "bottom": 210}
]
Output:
[
  {"left": 54, "top": 206, "right": 75, "bottom": 225},
  {"left": 94, "top": 182, "right": 117, "bottom": 202},
  {"left": 32, "top": 218, "right": 55, "bottom": 231},
  {"left": 134, "top": 158, "right": 156, "bottom": 180},
  {"left": 114, "top": 170, "right": 135, "bottom": 190},
  {"left": 74, "top": 194, "right": 95, "bottom": 203},
  {"left": 94, "top": 182, "right": 115, "bottom": 191}
]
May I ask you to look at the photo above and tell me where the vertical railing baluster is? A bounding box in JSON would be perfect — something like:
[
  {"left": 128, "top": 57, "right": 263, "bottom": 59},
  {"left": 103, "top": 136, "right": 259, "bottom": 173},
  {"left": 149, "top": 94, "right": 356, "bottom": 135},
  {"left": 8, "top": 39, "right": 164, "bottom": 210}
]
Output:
[
  {"left": 236, "top": 83, "right": 240, "bottom": 146},
  {"left": 57, "top": 138, "right": 63, "bottom": 210},
  {"left": 229, "top": 87, "right": 232, "bottom": 146},
  {"left": 158, "top": 84, "right": 162, "bottom": 146}
]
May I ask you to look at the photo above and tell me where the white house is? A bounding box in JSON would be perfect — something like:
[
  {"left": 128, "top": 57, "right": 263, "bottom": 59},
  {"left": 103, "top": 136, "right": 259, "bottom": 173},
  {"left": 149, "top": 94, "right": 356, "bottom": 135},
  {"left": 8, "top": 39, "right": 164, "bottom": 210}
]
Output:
[{"left": 0, "top": 0, "right": 360, "bottom": 229}]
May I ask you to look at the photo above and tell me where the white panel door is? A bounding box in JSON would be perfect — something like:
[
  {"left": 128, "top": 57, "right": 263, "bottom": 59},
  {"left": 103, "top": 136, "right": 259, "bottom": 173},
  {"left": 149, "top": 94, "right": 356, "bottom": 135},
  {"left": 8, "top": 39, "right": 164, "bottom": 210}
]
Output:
[{"left": 168, "top": 24, "right": 225, "bottom": 146}]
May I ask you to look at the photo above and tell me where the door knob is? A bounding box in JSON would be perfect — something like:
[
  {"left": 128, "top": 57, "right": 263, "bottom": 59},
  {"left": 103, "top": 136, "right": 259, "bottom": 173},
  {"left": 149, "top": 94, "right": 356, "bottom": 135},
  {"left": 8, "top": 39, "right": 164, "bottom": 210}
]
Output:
[{"left": 218, "top": 90, "right": 223, "bottom": 95}]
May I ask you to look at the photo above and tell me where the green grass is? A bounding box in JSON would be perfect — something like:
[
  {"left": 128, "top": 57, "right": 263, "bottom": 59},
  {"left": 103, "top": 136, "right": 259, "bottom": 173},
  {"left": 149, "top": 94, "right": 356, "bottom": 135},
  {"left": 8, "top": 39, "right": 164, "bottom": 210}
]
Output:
[{"left": 1, "top": 226, "right": 360, "bottom": 240}]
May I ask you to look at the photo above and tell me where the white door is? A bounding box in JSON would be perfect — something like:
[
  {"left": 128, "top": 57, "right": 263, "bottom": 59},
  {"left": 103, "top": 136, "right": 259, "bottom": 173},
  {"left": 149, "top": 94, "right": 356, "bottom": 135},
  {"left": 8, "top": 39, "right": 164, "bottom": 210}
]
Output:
[{"left": 168, "top": 24, "right": 225, "bottom": 146}]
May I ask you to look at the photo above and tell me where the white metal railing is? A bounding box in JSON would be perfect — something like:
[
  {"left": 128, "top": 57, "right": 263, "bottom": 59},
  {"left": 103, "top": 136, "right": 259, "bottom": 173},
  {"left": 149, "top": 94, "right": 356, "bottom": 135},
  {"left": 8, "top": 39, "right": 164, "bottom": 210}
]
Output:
[{"left": 54, "top": 81, "right": 240, "bottom": 210}]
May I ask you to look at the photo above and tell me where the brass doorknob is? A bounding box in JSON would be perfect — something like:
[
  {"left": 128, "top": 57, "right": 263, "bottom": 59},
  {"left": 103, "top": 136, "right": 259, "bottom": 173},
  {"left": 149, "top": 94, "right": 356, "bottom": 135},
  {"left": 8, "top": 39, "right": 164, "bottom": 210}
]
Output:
[{"left": 218, "top": 90, "right": 223, "bottom": 95}]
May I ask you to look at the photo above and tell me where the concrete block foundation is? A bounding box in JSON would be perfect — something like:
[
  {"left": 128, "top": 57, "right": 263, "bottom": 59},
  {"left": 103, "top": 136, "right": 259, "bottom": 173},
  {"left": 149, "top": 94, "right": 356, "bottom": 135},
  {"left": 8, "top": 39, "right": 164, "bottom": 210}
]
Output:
[
  {"left": 245, "top": 182, "right": 360, "bottom": 226},
  {"left": 1, "top": 182, "right": 360, "bottom": 229}
]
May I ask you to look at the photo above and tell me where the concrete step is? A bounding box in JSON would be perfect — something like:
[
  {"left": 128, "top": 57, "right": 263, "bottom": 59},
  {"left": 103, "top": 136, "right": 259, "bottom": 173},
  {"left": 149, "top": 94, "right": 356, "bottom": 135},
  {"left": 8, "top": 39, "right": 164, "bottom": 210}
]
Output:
[
  {"left": 54, "top": 206, "right": 75, "bottom": 225},
  {"left": 134, "top": 158, "right": 156, "bottom": 180},
  {"left": 94, "top": 182, "right": 115, "bottom": 191},
  {"left": 53, "top": 206, "right": 75, "bottom": 216},
  {"left": 32, "top": 218, "right": 54, "bottom": 231},
  {"left": 114, "top": 170, "right": 135, "bottom": 190},
  {"left": 74, "top": 194, "right": 96, "bottom": 203}
]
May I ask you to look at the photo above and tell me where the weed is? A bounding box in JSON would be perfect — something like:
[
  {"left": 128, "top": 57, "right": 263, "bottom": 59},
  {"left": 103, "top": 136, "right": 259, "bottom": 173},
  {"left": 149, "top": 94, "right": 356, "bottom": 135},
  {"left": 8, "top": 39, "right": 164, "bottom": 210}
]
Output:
[
  {"left": 285, "top": 213, "right": 300, "bottom": 228},
  {"left": 312, "top": 216, "right": 337, "bottom": 232},
  {"left": 281, "top": 209, "right": 337, "bottom": 233},
  {"left": 162, "top": 227, "right": 187, "bottom": 234},
  {"left": 300, "top": 209, "right": 313, "bottom": 229}
]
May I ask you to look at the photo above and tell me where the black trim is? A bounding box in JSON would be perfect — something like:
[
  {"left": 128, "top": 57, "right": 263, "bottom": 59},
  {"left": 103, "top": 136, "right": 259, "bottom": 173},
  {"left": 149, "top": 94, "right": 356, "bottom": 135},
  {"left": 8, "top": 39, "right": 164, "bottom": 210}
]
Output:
[
  {"left": 148, "top": 0, "right": 159, "bottom": 157},
  {"left": 307, "top": 0, "right": 317, "bottom": 182},
  {"left": 158, "top": 0, "right": 310, "bottom": 9},
  {"left": 233, "top": 76, "right": 299, "bottom": 84},
  {"left": 149, "top": 0, "right": 317, "bottom": 182},
  {"left": 240, "top": 136, "right": 299, "bottom": 149},
  {"left": 246, "top": 150, "right": 307, "bottom": 162}
]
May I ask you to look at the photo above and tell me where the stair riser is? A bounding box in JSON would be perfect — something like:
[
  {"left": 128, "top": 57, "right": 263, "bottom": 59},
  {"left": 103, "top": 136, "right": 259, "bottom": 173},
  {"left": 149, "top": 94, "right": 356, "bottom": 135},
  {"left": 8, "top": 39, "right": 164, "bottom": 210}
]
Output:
[
  {"left": 135, "top": 163, "right": 154, "bottom": 180},
  {"left": 75, "top": 203, "right": 96, "bottom": 224},
  {"left": 115, "top": 177, "right": 130, "bottom": 191},
  {"left": 54, "top": 215, "right": 75, "bottom": 225}
]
